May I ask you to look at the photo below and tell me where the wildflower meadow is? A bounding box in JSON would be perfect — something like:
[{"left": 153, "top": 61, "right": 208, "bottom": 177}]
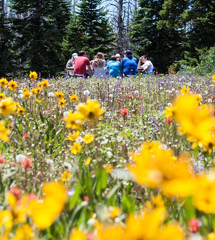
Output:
[{"left": 1, "top": 72, "right": 215, "bottom": 240}]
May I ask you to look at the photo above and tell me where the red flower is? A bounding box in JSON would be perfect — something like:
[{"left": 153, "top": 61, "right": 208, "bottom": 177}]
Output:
[
  {"left": 211, "top": 96, "right": 214, "bottom": 100},
  {"left": 120, "top": 85, "right": 125, "bottom": 89},
  {"left": 141, "top": 96, "right": 143, "bottom": 99},
  {"left": 212, "top": 109, "right": 215, "bottom": 116},
  {"left": 129, "top": 94, "right": 133, "bottom": 99},
  {"left": 84, "top": 195, "right": 89, "bottom": 201},
  {"left": 188, "top": 218, "right": 201, "bottom": 233},
  {"left": 0, "top": 156, "right": 5, "bottom": 164},
  {"left": 137, "top": 96, "right": 139, "bottom": 98},
  {"left": 125, "top": 94, "right": 128, "bottom": 98},
  {"left": 23, "top": 134, "right": 29, "bottom": 139},
  {"left": 21, "top": 156, "right": 32, "bottom": 170},
  {"left": 11, "top": 187, "right": 21, "bottom": 200},
  {"left": 121, "top": 108, "right": 129, "bottom": 116},
  {"left": 118, "top": 98, "right": 121, "bottom": 102},
  {"left": 165, "top": 118, "right": 173, "bottom": 125}
]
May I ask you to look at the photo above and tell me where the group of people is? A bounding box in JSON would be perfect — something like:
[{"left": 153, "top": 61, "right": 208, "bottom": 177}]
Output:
[{"left": 66, "top": 50, "right": 154, "bottom": 78}]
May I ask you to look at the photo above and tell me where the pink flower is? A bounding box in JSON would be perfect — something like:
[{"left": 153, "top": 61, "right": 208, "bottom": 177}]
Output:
[
  {"left": 21, "top": 156, "right": 32, "bottom": 170},
  {"left": 188, "top": 218, "right": 201, "bottom": 233},
  {"left": 23, "top": 134, "right": 29, "bottom": 139},
  {"left": 121, "top": 108, "right": 129, "bottom": 116}
]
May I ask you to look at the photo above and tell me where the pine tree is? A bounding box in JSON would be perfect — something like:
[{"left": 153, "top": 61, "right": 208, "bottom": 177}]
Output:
[
  {"left": 158, "top": 0, "right": 215, "bottom": 66},
  {"left": 0, "top": 0, "right": 15, "bottom": 77},
  {"left": 129, "top": 0, "right": 184, "bottom": 73},
  {"left": 9, "top": 0, "right": 70, "bottom": 76},
  {"left": 73, "top": 0, "right": 116, "bottom": 59}
]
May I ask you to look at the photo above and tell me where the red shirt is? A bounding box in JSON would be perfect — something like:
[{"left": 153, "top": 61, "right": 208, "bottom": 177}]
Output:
[{"left": 74, "top": 56, "right": 90, "bottom": 75}]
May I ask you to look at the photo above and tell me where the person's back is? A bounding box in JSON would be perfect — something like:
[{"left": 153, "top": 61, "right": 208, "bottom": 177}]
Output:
[
  {"left": 92, "top": 52, "right": 106, "bottom": 78},
  {"left": 107, "top": 56, "right": 122, "bottom": 78},
  {"left": 74, "top": 51, "right": 91, "bottom": 77},
  {"left": 122, "top": 50, "right": 138, "bottom": 76}
]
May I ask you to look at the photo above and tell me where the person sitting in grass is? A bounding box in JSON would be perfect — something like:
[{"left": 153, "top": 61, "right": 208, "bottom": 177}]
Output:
[
  {"left": 138, "top": 55, "right": 154, "bottom": 76},
  {"left": 73, "top": 50, "right": 92, "bottom": 78},
  {"left": 92, "top": 52, "right": 106, "bottom": 78},
  {"left": 107, "top": 55, "right": 122, "bottom": 78},
  {"left": 121, "top": 50, "right": 138, "bottom": 76}
]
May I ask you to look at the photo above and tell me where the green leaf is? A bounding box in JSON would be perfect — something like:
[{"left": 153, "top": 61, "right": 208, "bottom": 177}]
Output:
[
  {"left": 69, "top": 182, "right": 81, "bottom": 210},
  {"left": 107, "top": 182, "right": 121, "bottom": 199},
  {"left": 184, "top": 196, "right": 196, "bottom": 223}
]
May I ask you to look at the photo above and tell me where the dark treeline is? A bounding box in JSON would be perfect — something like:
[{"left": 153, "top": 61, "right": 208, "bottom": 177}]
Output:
[{"left": 1, "top": 0, "right": 215, "bottom": 77}]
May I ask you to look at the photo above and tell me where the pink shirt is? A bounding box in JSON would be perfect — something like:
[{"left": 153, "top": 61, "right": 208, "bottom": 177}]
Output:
[{"left": 74, "top": 56, "right": 90, "bottom": 75}]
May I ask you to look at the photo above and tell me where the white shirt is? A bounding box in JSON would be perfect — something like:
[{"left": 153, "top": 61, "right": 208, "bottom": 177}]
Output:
[{"left": 142, "top": 60, "right": 154, "bottom": 74}]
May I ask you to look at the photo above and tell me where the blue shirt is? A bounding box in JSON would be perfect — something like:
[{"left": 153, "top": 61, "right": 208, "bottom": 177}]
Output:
[
  {"left": 122, "top": 56, "right": 138, "bottom": 75},
  {"left": 107, "top": 61, "right": 122, "bottom": 77}
]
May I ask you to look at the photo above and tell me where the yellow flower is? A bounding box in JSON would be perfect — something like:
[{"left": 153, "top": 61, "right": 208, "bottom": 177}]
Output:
[
  {"left": 69, "top": 228, "right": 86, "bottom": 240},
  {"left": 70, "top": 94, "right": 79, "bottom": 102},
  {"left": 68, "top": 131, "right": 80, "bottom": 141},
  {"left": 31, "top": 88, "right": 37, "bottom": 95},
  {"left": 0, "top": 93, "right": 5, "bottom": 100},
  {"left": 38, "top": 82, "right": 44, "bottom": 88},
  {"left": 83, "top": 133, "right": 94, "bottom": 144},
  {"left": 109, "top": 207, "right": 122, "bottom": 219},
  {"left": 208, "top": 232, "right": 215, "bottom": 240},
  {"left": 128, "top": 141, "right": 196, "bottom": 197},
  {"left": 6, "top": 193, "right": 29, "bottom": 224},
  {"left": 63, "top": 111, "right": 84, "bottom": 129},
  {"left": 212, "top": 74, "right": 215, "bottom": 83},
  {"left": 42, "top": 79, "right": 49, "bottom": 88},
  {"left": 17, "top": 107, "right": 25, "bottom": 115},
  {"left": 36, "top": 98, "right": 41, "bottom": 103},
  {"left": 0, "top": 210, "right": 13, "bottom": 229},
  {"left": 195, "top": 94, "right": 202, "bottom": 104},
  {"left": 55, "top": 91, "right": 64, "bottom": 99},
  {"left": 29, "top": 182, "right": 67, "bottom": 230},
  {"left": 164, "top": 106, "right": 175, "bottom": 119},
  {"left": 35, "top": 87, "right": 42, "bottom": 94},
  {"left": 84, "top": 157, "right": 91, "bottom": 165},
  {"left": 103, "top": 164, "right": 113, "bottom": 173},
  {"left": 8, "top": 122, "right": 13, "bottom": 130},
  {"left": 0, "top": 121, "right": 11, "bottom": 142},
  {"left": 77, "top": 99, "right": 105, "bottom": 122},
  {"left": 70, "top": 142, "right": 82, "bottom": 154},
  {"left": 23, "top": 91, "right": 31, "bottom": 99},
  {"left": 180, "top": 85, "right": 190, "bottom": 94},
  {"left": 8, "top": 80, "right": 18, "bottom": 91},
  {"left": 29, "top": 71, "right": 38, "bottom": 81},
  {"left": 59, "top": 98, "right": 66, "bottom": 108},
  {"left": 0, "top": 78, "right": 8, "bottom": 88},
  {"left": 12, "top": 224, "right": 35, "bottom": 240},
  {"left": 23, "top": 88, "right": 29, "bottom": 92},
  {"left": 193, "top": 173, "right": 215, "bottom": 213},
  {"left": 0, "top": 97, "right": 17, "bottom": 116},
  {"left": 171, "top": 93, "right": 215, "bottom": 152},
  {"left": 145, "top": 194, "right": 165, "bottom": 210},
  {"left": 61, "top": 171, "right": 72, "bottom": 182}
]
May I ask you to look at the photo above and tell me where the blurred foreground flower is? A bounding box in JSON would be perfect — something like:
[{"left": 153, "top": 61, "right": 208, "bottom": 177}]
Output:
[
  {"left": 29, "top": 182, "right": 67, "bottom": 230},
  {"left": 63, "top": 111, "right": 84, "bottom": 129},
  {"left": 0, "top": 97, "right": 17, "bottom": 116},
  {"left": 0, "top": 121, "right": 11, "bottom": 142},
  {"left": 128, "top": 141, "right": 196, "bottom": 197}
]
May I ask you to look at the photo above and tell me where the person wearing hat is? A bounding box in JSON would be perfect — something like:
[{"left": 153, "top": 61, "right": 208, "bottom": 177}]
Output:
[
  {"left": 66, "top": 53, "right": 78, "bottom": 76},
  {"left": 115, "top": 53, "right": 121, "bottom": 62},
  {"left": 121, "top": 50, "right": 138, "bottom": 76}
]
